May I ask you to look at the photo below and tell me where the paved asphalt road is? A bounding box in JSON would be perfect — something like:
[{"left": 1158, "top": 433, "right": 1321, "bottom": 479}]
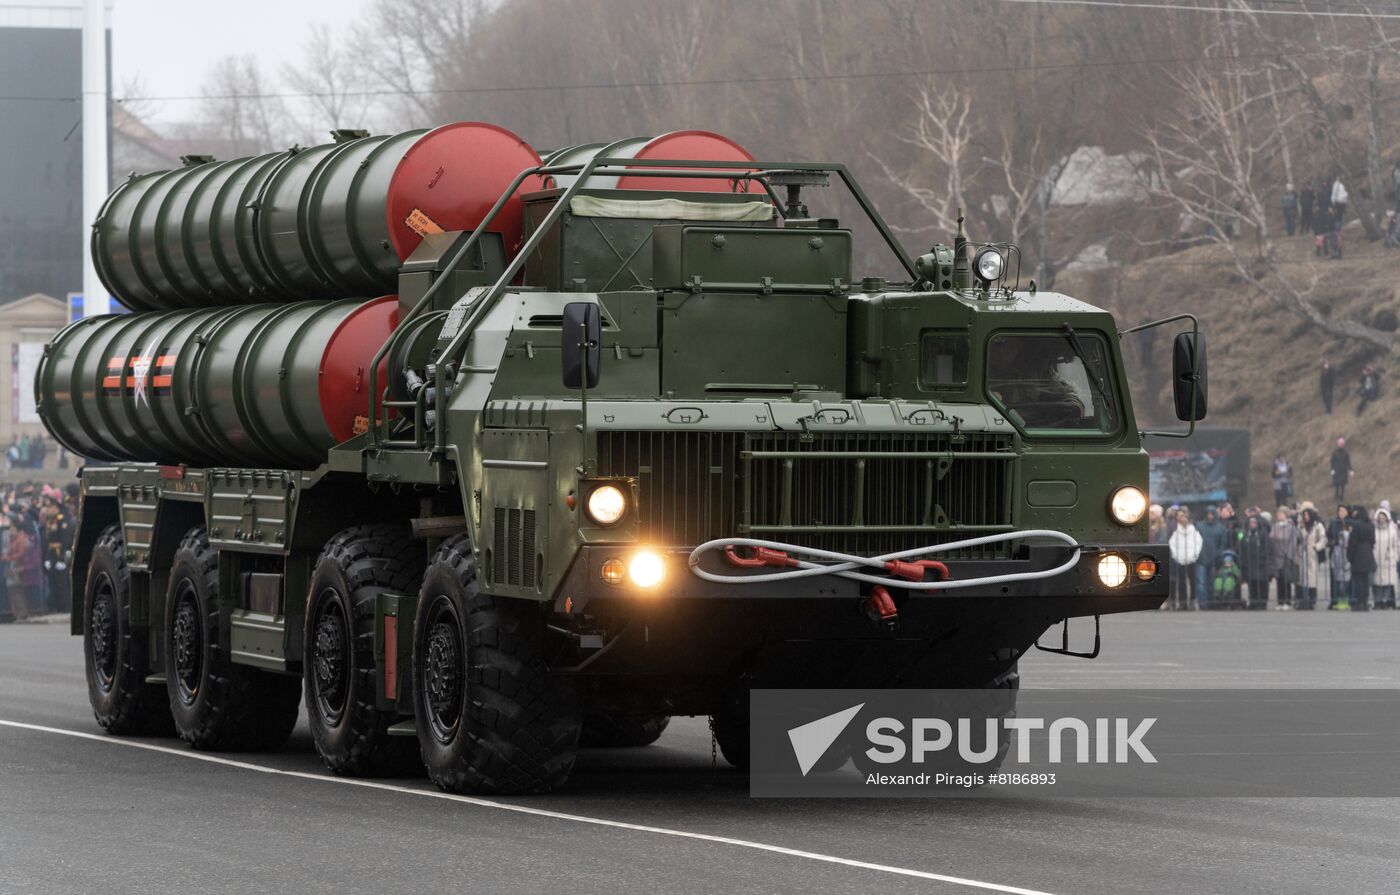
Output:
[{"left": 2, "top": 612, "right": 1398, "bottom": 895}]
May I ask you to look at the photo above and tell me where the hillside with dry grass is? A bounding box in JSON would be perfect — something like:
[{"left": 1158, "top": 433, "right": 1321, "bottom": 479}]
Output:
[{"left": 1058, "top": 224, "right": 1399, "bottom": 507}]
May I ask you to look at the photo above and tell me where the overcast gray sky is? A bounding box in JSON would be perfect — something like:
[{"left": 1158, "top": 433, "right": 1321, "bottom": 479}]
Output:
[{"left": 112, "top": 0, "right": 369, "bottom": 125}]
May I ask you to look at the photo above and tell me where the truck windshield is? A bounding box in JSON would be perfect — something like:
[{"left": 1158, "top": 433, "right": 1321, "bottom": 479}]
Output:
[{"left": 986, "top": 332, "right": 1119, "bottom": 435}]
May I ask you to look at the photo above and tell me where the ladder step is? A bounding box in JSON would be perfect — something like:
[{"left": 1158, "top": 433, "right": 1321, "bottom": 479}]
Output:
[{"left": 386, "top": 720, "right": 418, "bottom": 738}]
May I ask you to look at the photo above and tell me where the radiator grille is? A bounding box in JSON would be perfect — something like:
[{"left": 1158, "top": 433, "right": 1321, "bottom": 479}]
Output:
[
  {"left": 595, "top": 430, "right": 1016, "bottom": 558},
  {"left": 492, "top": 505, "right": 538, "bottom": 588}
]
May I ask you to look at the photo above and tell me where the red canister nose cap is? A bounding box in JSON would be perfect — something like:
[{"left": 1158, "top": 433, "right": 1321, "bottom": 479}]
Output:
[
  {"left": 614, "top": 130, "right": 757, "bottom": 193},
  {"left": 318, "top": 295, "right": 398, "bottom": 444},
  {"left": 385, "top": 121, "right": 544, "bottom": 261}
]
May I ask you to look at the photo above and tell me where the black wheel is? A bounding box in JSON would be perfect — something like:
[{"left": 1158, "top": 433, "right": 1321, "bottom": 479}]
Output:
[
  {"left": 710, "top": 696, "right": 750, "bottom": 770},
  {"left": 849, "top": 666, "right": 1021, "bottom": 778},
  {"left": 84, "top": 524, "right": 171, "bottom": 735},
  {"left": 304, "top": 524, "right": 424, "bottom": 776},
  {"left": 412, "top": 533, "right": 580, "bottom": 794},
  {"left": 710, "top": 693, "right": 848, "bottom": 773},
  {"left": 580, "top": 712, "right": 671, "bottom": 748},
  {"left": 164, "top": 527, "right": 300, "bottom": 751}
]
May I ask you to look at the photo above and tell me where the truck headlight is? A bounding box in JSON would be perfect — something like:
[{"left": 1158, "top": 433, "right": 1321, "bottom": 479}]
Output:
[
  {"left": 586, "top": 484, "right": 627, "bottom": 526},
  {"left": 1097, "top": 554, "right": 1129, "bottom": 588},
  {"left": 1109, "top": 486, "right": 1148, "bottom": 526},
  {"left": 628, "top": 551, "right": 666, "bottom": 589}
]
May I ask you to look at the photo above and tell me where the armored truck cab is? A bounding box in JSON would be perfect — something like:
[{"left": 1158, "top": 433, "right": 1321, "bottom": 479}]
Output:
[{"left": 44, "top": 137, "right": 1203, "bottom": 793}]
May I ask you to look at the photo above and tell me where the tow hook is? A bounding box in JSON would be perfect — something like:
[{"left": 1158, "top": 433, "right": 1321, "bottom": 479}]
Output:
[
  {"left": 883, "top": 559, "right": 949, "bottom": 585},
  {"left": 863, "top": 585, "right": 899, "bottom": 632}
]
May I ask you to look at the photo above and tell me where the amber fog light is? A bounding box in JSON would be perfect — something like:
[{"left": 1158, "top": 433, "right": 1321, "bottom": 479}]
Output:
[
  {"left": 1097, "top": 554, "right": 1129, "bottom": 588},
  {"left": 1135, "top": 557, "right": 1158, "bottom": 582},
  {"left": 600, "top": 559, "right": 625, "bottom": 586}
]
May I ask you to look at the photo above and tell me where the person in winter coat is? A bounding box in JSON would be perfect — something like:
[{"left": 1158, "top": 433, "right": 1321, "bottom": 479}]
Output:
[
  {"left": 1148, "top": 504, "right": 1168, "bottom": 545},
  {"left": 1295, "top": 504, "right": 1328, "bottom": 610},
  {"left": 40, "top": 492, "right": 71, "bottom": 615},
  {"left": 1270, "top": 509, "right": 1301, "bottom": 610},
  {"left": 1320, "top": 360, "right": 1334, "bottom": 415},
  {"left": 1239, "top": 514, "right": 1272, "bottom": 609},
  {"left": 1168, "top": 508, "right": 1204, "bottom": 610},
  {"left": 1330, "top": 438, "right": 1352, "bottom": 503},
  {"left": 1345, "top": 504, "right": 1375, "bottom": 611},
  {"left": 1331, "top": 176, "right": 1349, "bottom": 225},
  {"left": 1356, "top": 365, "right": 1381, "bottom": 415},
  {"left": 1372, "top": 508, "right": 1399, "bottom": 609},
  {"left": 1271, "top": 456, "right": 1294, "bottom": 507},
  {"left": 1299, "top": 182, "right": 1316, "bottom": 233},
  {"left": 1197, "top": 507, "right": 1228, "bottom": 577},
  {"left": 1213, "top": 551, "right": 1242, "bottom": 607},
  {"left": 1281, "top": 185, "right": 1298, "bottom": 235},
  {"left": 1316, "top": 185, "right": 1333, "bottom": 233},
  {"left": 3, "top": 514, "right": 38, "bottom": 620},
  {"left": 1329, "top": 505, "right": 1351, "bottom": 608}
]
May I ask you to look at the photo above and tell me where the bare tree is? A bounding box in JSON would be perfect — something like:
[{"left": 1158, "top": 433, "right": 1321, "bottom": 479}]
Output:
[
  {"left": 868, "top": 84, "right": 977, "bottom": 238},
  {"left": 191, "top": 55, "right": 288, "bottom": 154},
  {"left": 1142, "top": 57, "right": 1393, "bottom": 351},
  {"left": 1230, "top": 0, "right": 1400, "bottom": 240},
  {"left": 281, "top": 24, "right": 375, "bottom": 139}
]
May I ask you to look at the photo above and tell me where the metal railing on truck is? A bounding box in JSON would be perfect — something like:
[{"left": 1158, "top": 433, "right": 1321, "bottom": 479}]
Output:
[{"left": 367, "top": 153, "right": 919, "bottom": 451}]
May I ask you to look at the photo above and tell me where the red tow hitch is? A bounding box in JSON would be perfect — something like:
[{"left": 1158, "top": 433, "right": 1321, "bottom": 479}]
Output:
[
  {"left": 723, "top": 545, "right": 800, "bottom": 568},
  {"left": 883, "top": 559, "right": 949, "bottom": 584},
  {"left": 863, "top": 585, "right": 900, "bottom": 631}
]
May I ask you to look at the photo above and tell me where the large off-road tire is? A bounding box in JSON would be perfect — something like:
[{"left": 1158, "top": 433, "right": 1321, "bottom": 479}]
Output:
[
  {"left": 580, "top": 712, "right": 671, "bottom": 748},
  {"left": 304, "top": 524, "right": 424, "bottom": 776},
  {"left": 164, "top": 527, "right": 300, "bottom": 751},
  {"left": 412, "top": 534, "right": 580, "bottom": 794},
  {"left": 710, "top": 696, "right": 750, "bottom": 770},
  {"left": 84, "top": 524, "right": 171, "bottom": 735},
  {"left": 848, "top": 665, "right": 1021, "bottom": 777}
]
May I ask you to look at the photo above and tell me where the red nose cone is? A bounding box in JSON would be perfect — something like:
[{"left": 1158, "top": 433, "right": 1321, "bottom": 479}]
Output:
[
  {"left": 614, "top": 130, "right": 757, "bottom": 193},
  {"left": 318, "top": 295, "right": 398, "bottom": 444},
  {"left": 385, "top": 121, "right": 544, "bottom": 261}
]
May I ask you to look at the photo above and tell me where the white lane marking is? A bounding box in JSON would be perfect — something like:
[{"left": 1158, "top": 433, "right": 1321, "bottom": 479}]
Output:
[{"left": 0, "top": 718, "right": 1060, "bottom": 895}]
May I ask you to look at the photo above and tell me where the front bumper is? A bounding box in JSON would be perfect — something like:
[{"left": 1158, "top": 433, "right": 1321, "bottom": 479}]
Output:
[
  {"left": 554, "top": 542, "right": 1169, "bottom": 616},
  {"left": 550, "top": 542, "right": 1167, "bottom": 694}
]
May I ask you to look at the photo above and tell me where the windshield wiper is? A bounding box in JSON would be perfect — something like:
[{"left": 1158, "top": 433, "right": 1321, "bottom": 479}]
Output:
[{"left": 1062, "top": 323, "right": 1110, "bottom": 405}]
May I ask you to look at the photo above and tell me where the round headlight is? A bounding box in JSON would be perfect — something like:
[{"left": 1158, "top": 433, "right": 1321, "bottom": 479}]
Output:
[
  {"left": 586, "top": 484, "right": 627, "bottom": 526},
  {"left": 1109, "top": 486, "right": 1148, "bottom": 526},
  {"left": 973, "top": 247, "right": 1005, "bottom": 283},
  {"left": 1097, "top": 554, "right": 1129, "bottom": 588}
]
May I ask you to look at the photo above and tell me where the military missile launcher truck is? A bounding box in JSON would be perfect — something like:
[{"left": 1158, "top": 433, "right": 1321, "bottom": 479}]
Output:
[{"left": 38, "top": 124, "right": 1205, "bottom": 794}]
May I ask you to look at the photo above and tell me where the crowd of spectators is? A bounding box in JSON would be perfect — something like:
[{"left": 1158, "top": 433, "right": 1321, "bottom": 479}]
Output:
[
  {"left": 1153, "top": 493, "right": 1398, "bottom": 611},
  {"left": 5, "top": 435, "right": 62, "bottom": 472},
  {"left": 0, "top": 481, "right": 77, "bottom": 623}
]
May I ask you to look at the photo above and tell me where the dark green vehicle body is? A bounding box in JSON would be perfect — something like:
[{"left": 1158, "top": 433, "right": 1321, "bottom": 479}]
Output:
[{"left": 60, "top": 156, "right": 1175, "bottom": 786}]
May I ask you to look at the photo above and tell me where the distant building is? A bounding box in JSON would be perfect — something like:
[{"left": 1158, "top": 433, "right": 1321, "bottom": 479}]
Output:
[
  {"left": 0, "top": 1, "right": 111, "bottom": 304},
  {"left": 0, "top": 293, "right": 69, "bottom": 448}
]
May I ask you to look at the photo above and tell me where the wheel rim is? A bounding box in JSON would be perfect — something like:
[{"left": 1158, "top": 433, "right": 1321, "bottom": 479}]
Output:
[
  {"left": 311, "top": 590, "right": 350, "bottom": 725},
  {"left": 170, "top": 579, "right": 203, "bottom": 705},
  {"left": 421, "top": 594, "right": 465, "bottom": 744},
  {"left": 88, "top": 572, "right": 117, "bottom": 693}
]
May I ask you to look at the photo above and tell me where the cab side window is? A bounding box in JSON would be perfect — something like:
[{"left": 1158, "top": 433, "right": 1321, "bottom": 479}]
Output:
[{"left": 919, "top": 330, "right": 970, "bottom": 389}]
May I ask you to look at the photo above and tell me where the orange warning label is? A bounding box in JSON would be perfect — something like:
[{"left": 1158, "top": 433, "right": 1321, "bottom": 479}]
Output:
[{"left": 404, "top": 208, "right": 444, "bottom": 238}]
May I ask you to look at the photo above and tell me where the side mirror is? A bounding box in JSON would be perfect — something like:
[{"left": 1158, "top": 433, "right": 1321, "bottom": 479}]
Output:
[
  {"left": 562, "top": 301, "right": 601, "bottom": 389},
  {"left": 1172, "top": 331, "right": 1208, "bottom": 421}
]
